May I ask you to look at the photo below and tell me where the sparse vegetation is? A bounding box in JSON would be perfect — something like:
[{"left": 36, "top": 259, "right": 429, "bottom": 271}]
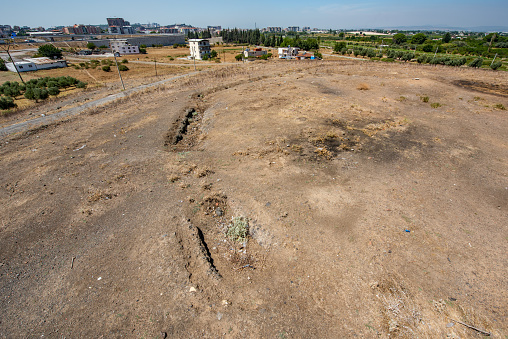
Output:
[
  {"left": 430, "top": 102, "right": 442, "bottom": 108},
  {"left": 357, "top": 83, "right": 370, "bottom": 90},
  {"left": 420, "top": 96, "right": 429, "bottom": 103},
  {"left": 494, "top": 103, "right": 506, "bottom": 110},
  {"left": 118, "top": 64, "right": 129, "bottom": 71},
  {"left": 102, "top": 65, "right": 111, "bottom": 72},
  {"left": 226, "top": 217, "right": 249, "bottom": 242}
]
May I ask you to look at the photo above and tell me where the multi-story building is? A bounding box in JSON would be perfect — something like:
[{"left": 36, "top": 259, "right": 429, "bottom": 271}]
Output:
[
  {"left": 107, "top": 18, "right": 134, "bottom": 34},
  {"left": 110, "top": 39, "right": 140, "bottom": 55},
  {"left": 188, "top": 39, "right": 211, "bottom": 60},
  {"left": 286, "top": 26, "right": 300, "bottom": 32},
  {"left": 265, "top": 27, "right": 282, "bottom": 33},
  {"left": 63, "top": 25, "right": 101, "bottom": 35}
]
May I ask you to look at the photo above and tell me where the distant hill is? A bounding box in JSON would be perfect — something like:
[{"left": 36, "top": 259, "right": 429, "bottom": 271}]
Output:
[{"left": 371, "top": 25, "right": 508, "bottom": 32}]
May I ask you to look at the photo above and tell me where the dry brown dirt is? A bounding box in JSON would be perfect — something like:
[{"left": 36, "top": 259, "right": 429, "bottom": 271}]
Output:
[{"left": 0, "top": 60, "right": 507, "bottom": 338}]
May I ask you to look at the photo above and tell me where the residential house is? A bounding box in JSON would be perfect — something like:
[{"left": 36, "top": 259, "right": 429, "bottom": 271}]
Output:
[
  {"left": 244, "top": 48, "right": 267, "bottom": 58},
  {"left": 278, "top": 46, "right": 300, "bottom": 59},
  {"left": 188, "top": 39, "right": 211, "bottom": 60}
]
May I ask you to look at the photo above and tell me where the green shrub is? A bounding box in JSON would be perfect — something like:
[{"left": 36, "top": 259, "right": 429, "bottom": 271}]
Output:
[
  {"left": 469, "top": 58, "right": 483, "bottom": 68},
  {"left": 235, "top": 54, "right": 243, "bottom": 61},
  {"left": 102, "top": 65, "right": 111, "bottom": 72},
  {"left": 494, "top": 104, "right": 506, "bottom": 110},
  {"left": 430, "top": 102, "right": 441, "bottom": 108},
  {"left": 139, "top": 48, "right": 147, "bottom": 54},
  {"left": 118, "top": 64, "right": 129, "bottom": 71},
  {"left": 24, "top": 87, "right": 35, "bottom": 100},
  {"left": 0, "top": 59, "right": 7, "bottom": 71},
  {"left": 0, "top": 96, "right": 16, "bottom": 109},
  {"left": 490, "top": 61, "right": 502, "bottom": 70},
  {"left": 420, "top": 96, "right": 429, "bottom": 103},
  {"left": 381, "top": 57, "right": 394, "bottom": 62},
  {"left": 121, "top": 59, "right": 128, "bottom": 64},
  {"left": 76, "top": 81, "right": 87, "bottom": 89},
  {"left": 226, "top": 217, "right": 249, "bottom": 242},
  {"left": 48, "top": 86, "right": 60, "bottom": 96}
]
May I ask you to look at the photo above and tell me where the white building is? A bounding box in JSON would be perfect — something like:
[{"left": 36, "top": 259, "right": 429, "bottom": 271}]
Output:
[
  {"left": 244, "top": 48, "right": 267, "bottom": 58},
  {"left": 5, "top": 61, "right": 36, "bottom": 72},
  {"left": 110, "top": 39, "right": 140, "bottom": 55},
  {"left": 278, "top": 47, "right": 300, "bottom": 59},
  {"left": 25, "top": 57, "right": 67, "bottom": 70},
  {"left": 5, "top": 57, "right": 67, "bottom": 72},
  {"left": 188, "top": 39, "right": 211, "bottom": 60}
]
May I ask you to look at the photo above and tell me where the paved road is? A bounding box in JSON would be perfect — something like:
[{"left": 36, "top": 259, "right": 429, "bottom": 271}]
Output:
[{"left": 0, "top": 72, "right": 199, "bottom": 139}]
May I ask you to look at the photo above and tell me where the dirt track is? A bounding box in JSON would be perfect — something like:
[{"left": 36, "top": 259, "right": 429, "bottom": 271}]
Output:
[{"left": 0, "top": 60, "right": 507, "bottom": 338}]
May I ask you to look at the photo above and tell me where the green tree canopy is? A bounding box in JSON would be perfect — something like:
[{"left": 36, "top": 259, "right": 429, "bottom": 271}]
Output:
[
  {"left": 410, "top": 33, "right": 427, "bottom": 44},
  {"left": 37, "top": 44, "right": 63, "bottom": 59},
  {"left": 392, "top": 33, "right": 407, "bottom": 44},
  {"left": 443, "top": 32, "right": 451, "bottom": 43},
  {"left": 86, "top": 42, "right": 96, "bottom": 50}
]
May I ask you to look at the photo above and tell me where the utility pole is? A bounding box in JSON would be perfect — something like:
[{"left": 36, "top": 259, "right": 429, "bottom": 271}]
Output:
[
  {"left": 490, "top": 53, "right": 498, "bottom": 66},
  {"left": 154, "top": 58, "right": 157, "bottom": 77},
  {"left": 2, "top": 44, "right": 25, "bottom": 84},
  {"left": 488, "top": 33, "right": 496, "bottom": 53},
  {"left": 113, "top": 53, "right": 125, "bottom": 90}
]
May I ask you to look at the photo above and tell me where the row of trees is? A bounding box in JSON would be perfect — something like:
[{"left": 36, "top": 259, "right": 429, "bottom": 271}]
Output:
[
  {"left": 219, "top": 29, "right": 321, "bottom": 52},
  {"left": 0, "top": 76, "right": 87, "bottom": 109},
  {"left": 331, "top": 44, "right": 502, "bottom": 69}
]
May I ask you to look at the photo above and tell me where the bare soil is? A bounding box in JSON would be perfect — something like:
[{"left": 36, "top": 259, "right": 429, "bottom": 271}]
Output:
[{"left": 0, "top": 60, "right": 507, "bottom": 338}]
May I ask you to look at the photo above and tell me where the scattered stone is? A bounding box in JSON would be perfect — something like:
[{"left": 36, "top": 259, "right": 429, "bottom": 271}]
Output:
[
  {"left": 265, "top": 202, "right": 271, "bottom": 207},
  {"left": 446, "top": 322, "right": 455, "bottom": 328},
  {"left": 221, "top": 300, "right": 229, "bottom": 306},
  {"left": 217, "top": 312, "right": 223, "bottom": 320},
  {"left": 189, "top": 286, "right": 197, "bottom": 292},
  {"left": 215, "top": 207, "right": 223, "bottom": 216}
]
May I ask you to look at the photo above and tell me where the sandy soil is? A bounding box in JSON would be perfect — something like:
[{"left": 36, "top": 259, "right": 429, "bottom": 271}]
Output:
[{"left": 0, "top": 60, "right": 507, "bottom": 338}]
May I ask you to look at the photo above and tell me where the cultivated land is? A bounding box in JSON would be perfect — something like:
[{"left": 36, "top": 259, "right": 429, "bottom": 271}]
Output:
[{"left": 0, "top": 59, "right": 507, "bottom": 338}]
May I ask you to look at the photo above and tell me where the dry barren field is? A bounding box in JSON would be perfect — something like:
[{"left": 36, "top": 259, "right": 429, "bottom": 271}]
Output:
[{"left": 0, "top": 60, "right": 507, "bottom": 338}]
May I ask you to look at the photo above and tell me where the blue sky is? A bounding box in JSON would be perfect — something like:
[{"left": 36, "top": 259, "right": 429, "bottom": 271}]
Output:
[{"left": 1, "top": 0, "right": 507, "bottom": 29}]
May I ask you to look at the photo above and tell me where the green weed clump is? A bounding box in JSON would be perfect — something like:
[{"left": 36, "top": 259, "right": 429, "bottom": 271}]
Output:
[
  {"left": 494, "top": 103, "right": 506, "bottom": 110},
  {"left": 420, "top": 96, "right": 429, "bottom": 103},
  {"left": 430, "top": 102, "right": 442, "bottom": 108},
  {"left": 227, "top": 217, "right": 249, "bottom": 243}
]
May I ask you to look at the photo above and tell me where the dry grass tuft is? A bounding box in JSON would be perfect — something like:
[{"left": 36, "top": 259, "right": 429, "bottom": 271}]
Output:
[{"left": 357, "top": 83, "right": 370, "bottom": 90}]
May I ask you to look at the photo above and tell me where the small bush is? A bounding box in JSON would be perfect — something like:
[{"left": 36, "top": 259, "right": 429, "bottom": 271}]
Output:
[
  {"left": 0, "top": 96, "right": 16, "bottom": 109},
  {"left": 76, "top": 81, "right": 87, "bottom": 89},
  {"left": 226, "top": 217, "right": 249, "bottom": 243},
  {"left": 490, "top": 61, "right": 502, "bottom": 70},
  {"left": 121, "top": 59, "right": 128, "bottom": 64},
  {"left": 357, "top": 83, "right": 370, "bottom": 90},
  {"left": 494, "top": 104, "right": 506, "bottom": 110},
  {"left": 118, "top": 64, "right": 129, "bottom": 71},
  {"left": 469, "top": 58, "right": 483, "bottom": 68},
  {"left": 420, "top": 96, "right": 429, "bottom": 103},
  {"left": 102, "top": 65, "right": 111, "bottom": 72},
  {"left": 430, "top": 102, "right": 441, "bottom": 108},
  {"left": 139, "top": 48, "right": 147, "bottom": 54},
  {"left": 48, "top": 86, "right": 60, "bottom": 96},
  {"left": 381, "top": 57, "right": 394, "bottom": 62}
]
